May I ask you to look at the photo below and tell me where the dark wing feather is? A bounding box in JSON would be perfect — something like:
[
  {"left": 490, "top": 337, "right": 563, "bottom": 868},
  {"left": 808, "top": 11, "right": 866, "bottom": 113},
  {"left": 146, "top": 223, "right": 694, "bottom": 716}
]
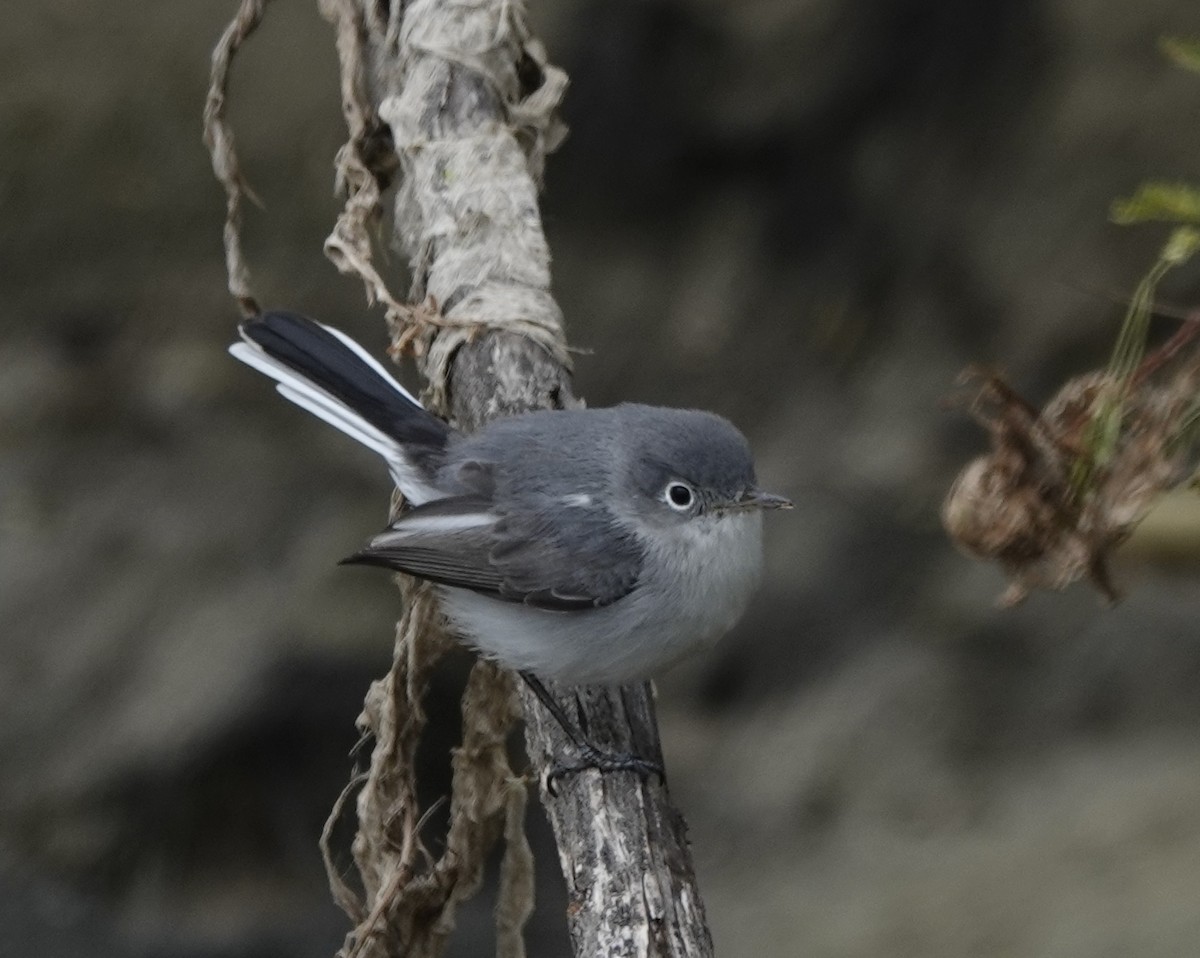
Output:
[
  {"left": 344, "top": 494, "right": 644, "bottom": 611},
  {"left": 342, "top": 496, "right": 503, "bottom": 593},
  {"left": 489, "top": 505, "right": 644, "bottom": 609}
]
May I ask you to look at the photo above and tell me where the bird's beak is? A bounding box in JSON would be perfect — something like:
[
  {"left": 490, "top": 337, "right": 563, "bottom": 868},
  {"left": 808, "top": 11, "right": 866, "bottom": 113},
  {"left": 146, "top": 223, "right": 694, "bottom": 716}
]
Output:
[{"left": 738, "top": 489, "right": 793, "bottom": 511}]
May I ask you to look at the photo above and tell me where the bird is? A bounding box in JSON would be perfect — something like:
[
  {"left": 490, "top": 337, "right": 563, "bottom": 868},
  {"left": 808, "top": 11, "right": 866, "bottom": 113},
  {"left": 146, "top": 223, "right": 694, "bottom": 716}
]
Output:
[{"left": 231, "top": 310, "right": 790, "bottom": 782}]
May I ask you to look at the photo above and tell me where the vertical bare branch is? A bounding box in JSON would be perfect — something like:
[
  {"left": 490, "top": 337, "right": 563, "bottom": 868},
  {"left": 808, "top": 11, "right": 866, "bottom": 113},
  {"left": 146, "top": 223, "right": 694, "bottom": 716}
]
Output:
[{"left": 206, "top": 0, "right": 715, "bottom": 954}]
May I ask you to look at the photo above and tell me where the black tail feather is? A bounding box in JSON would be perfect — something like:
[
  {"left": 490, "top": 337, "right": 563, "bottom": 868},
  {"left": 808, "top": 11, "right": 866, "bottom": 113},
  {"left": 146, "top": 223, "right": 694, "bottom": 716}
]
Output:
[{"left": 242, "top": 311, "right": 451, "bottom": 453}]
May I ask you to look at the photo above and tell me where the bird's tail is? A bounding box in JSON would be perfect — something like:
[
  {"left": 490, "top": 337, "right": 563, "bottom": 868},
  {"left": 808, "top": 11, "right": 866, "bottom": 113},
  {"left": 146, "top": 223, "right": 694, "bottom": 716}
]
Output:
[{"left": 230, "top": 311, "right": 451, "bottom": 502}]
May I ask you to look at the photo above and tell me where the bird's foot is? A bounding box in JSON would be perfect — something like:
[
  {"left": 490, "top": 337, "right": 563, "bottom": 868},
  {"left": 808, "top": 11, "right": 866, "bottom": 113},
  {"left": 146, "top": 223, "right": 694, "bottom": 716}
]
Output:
[{"left": 545, "top": 745, "right": 664, "bottom": 797}]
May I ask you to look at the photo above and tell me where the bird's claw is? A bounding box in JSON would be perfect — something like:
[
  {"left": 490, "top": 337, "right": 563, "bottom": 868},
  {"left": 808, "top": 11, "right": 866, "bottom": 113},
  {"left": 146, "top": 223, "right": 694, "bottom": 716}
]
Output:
[{"left": 544, "top": 746, "right": 665, "bottom": 797}]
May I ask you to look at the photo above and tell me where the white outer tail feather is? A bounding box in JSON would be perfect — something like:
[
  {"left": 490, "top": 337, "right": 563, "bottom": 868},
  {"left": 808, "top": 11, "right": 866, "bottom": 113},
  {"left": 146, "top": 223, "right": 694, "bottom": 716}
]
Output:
[{"left": 229, "top": 324, "right": 442, "bottom": 504}]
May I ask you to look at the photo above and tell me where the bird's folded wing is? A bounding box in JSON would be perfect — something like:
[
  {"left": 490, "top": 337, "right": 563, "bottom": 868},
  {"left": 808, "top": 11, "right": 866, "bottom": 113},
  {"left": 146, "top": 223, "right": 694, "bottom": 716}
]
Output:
[
  {"left": 344, "top": 496, "right": 505, "bottom": 594},
  {"left": 346, "top": 495, "right": 644, "bottom": 611},
  {"left": 489, "top": 502, "right": 644, "bottom": 609}
]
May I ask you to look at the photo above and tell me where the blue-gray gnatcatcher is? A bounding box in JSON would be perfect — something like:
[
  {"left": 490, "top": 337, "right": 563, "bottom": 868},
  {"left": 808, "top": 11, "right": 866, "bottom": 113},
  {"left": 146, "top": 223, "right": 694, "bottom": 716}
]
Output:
[{"left": 231, "top": 311, "right": 789, "bottom": 778}]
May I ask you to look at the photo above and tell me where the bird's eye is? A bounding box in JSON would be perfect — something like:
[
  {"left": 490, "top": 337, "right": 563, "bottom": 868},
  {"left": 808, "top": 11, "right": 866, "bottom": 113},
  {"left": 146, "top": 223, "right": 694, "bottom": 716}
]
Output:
[{"left": 664, "top": 481, "right": 695, "bottom": 511}]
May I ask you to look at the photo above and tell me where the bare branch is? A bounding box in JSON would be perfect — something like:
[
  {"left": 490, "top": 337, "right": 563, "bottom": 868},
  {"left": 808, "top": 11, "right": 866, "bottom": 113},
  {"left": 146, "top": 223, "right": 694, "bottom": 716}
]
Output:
[{"left": 207, "top": 0, "right": 715, "bottom": 954}]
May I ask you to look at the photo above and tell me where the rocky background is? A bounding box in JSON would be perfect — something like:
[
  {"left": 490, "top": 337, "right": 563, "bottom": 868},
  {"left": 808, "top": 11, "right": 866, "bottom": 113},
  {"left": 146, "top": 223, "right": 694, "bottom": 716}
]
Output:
[{"left": 4, "top": 0, "right": 1200, "bottom": 955}]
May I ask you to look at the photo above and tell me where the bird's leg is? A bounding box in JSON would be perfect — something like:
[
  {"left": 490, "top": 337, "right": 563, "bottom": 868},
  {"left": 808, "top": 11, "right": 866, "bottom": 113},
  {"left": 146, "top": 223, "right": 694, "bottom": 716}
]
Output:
[{"left": 518, "top": 672, "right": 664, "bottom": 795}]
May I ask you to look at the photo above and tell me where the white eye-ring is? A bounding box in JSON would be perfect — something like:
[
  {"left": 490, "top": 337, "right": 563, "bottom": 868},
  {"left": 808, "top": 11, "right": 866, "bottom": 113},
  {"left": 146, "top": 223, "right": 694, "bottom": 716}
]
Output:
[{"left": 664, "top": 481, "right": 695, "bottom": 511}]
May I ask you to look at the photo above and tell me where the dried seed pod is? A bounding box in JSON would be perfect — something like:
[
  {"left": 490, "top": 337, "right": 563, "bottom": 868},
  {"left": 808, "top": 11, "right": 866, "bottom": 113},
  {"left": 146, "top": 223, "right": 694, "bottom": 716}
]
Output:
[{"left": 944, "top": 356, "right": 1200, "bottom": 605}]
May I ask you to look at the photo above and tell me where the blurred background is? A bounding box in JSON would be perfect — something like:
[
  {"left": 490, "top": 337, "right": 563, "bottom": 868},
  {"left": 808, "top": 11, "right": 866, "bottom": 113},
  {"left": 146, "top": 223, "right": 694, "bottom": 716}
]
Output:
[{"left": 4, "top": 0, "right": 1200, "bottom": 955}]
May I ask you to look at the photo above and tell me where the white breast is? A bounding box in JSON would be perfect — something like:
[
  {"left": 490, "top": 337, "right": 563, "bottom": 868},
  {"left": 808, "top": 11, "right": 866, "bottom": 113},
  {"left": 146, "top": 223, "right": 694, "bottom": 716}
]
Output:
[
  {"left": 438, "top": 511, "right": 764, "bottom": 685},
  {"left": 645, "top": 508, "right": 765, "bottom": 643}
]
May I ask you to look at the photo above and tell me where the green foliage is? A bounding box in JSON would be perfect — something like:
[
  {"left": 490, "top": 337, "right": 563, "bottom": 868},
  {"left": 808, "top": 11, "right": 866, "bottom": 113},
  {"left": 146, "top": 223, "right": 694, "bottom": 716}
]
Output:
[
  {"left": 1110, "top": 228, "right": 1200, "bottom": 389},
  {"left": 1069, "top": 229, "right": 1199, "bottom": 500},
  {"left": 1110, "top": 40, "right": 1200, "bottom": 230},
  {"left": 1161, "top": 36, "right": 1200, "bottom": 73},
  {"left": 1078, "top": 35, "right": 1200, "bottom": 502},
  {"left": 1111, "top": 182, "right": 1200, "bottom": 225}
]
